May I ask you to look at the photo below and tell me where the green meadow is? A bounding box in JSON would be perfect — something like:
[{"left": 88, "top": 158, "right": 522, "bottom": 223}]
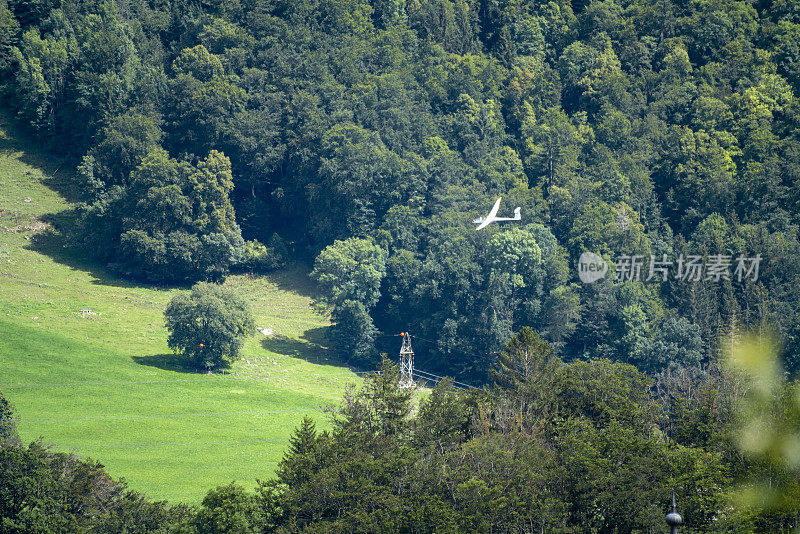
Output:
[{"left": 0, "top": 112, "right": 360, "bottom": 503}]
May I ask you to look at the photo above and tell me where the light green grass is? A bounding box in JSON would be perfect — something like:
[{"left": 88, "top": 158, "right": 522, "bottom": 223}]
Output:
[{"left": 0, "top": 112, "right": 361, "bottom": 503}]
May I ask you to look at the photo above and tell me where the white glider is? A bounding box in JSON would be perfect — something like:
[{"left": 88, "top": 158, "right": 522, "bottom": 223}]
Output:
[{"left": 472, "top": 197, "right": 521, "bottom": 230}]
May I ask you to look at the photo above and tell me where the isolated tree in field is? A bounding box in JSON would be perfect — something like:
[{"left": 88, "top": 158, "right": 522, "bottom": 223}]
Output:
[{"left": 164, "top": 282, "right": 255, "bottom": 370}]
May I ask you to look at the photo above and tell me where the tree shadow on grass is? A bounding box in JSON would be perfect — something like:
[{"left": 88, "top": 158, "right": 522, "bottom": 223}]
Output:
[
  {"left": 27, "top": 209, "right": 189, "bottom": 290},
  {"left": 0, "top": 108, "right": 181, "bottom": 291},
  {"left": 26, "top": 223, "right": 149, "bottom": 289},
  {"left": 261, "top": 326, "right": 349, "bottom": 367},
  {"left": 261, "top": 335, "right": 323, "bottom": 362},
  {"left": 132, "top": 353, "right": 204, "bottom": 374},
  {"left": 0, "top": 108, "right": 81, "bottom": 203},
  {"left": 267, "top": 263, "right": 320, "bottom": 299},
  {"left": 133, "top": 327, "right": 347, "bottom": 375},
  {"left": 301, "top": 325, "right": 328, "bottom": 347}
]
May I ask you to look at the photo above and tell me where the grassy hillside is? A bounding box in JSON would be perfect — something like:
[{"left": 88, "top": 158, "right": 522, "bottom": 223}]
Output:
[{"left": 0, "top": 112, "right": 361, "bottom": 503}]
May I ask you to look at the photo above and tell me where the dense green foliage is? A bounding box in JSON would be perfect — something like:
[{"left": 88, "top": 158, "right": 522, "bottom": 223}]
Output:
[
  {"left": 3, "top": 0, "right": 800, "bottom": 377},
  {"left": 76, "top": 148, "right": 248, "bottom": 283},
  {"left": 4, "top": 334, "right": 800, "bottom": 532},
  {"left": 310, "top": 237, "right": 387, "bottom": 365},
  {"left": 164, "top": 282, "right": 256, "bottom": 370},
  {"left": 236, "top": 333, "right": 800, "bottom": 532},
  {"left": 0, "top": 393, "right": 18, "bottom": 446},
  {"left": 4, "top": 0, "right": 800, "bottom": 527}
]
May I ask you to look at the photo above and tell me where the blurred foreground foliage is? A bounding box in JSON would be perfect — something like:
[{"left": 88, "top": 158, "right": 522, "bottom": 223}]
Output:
[{"left": 725, "top": 336, "right": 800, "bottom": 530}]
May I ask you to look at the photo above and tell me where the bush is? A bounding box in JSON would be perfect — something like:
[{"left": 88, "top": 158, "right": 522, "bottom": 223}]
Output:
[{"left": 237, "top": 235, "right": 287, "bottom": 273}]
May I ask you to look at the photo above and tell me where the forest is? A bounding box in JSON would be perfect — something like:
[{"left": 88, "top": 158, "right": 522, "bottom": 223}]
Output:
[
  {"left": 3, "top": 0, "right": 800, "bottom": 379},
  {"left": 3, "top": 0, "right": 800, "bottom": 530}
]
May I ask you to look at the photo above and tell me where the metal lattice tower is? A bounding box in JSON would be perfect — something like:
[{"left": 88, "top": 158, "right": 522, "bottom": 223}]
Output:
[{"left": 399, "top": 332, "right": 414, "bottom": 388}]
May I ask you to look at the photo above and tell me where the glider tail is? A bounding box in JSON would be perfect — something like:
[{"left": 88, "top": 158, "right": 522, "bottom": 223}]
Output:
[{"left": 513, "top": 207, "right": 521, "bottom": 220}]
